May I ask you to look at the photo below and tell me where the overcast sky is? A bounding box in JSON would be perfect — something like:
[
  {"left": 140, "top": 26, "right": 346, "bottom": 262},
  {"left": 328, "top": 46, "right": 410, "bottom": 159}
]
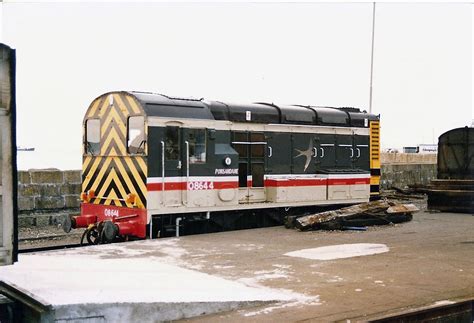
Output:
[{"left": 1, "top": 2, "right": 472, "bottom": 170}]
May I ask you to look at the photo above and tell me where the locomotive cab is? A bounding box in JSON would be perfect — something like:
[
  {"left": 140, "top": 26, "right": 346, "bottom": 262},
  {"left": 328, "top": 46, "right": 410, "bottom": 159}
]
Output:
[{"left": 64, "top": 92, "right": 149, "bottom": 243}]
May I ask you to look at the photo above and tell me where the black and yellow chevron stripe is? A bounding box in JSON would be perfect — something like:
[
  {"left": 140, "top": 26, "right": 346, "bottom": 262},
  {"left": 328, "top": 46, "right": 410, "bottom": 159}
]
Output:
[{"left": 82, "top": 92, "right": 147, "bottom": 208}]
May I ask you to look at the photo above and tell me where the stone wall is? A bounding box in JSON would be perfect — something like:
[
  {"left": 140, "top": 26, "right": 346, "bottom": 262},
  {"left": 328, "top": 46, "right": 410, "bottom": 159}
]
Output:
[{"left": 18, "top": 169, "right": 81, "bottom": 226}]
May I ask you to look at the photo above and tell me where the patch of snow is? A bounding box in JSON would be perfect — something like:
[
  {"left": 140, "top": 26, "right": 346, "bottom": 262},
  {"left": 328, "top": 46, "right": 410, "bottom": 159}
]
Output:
[
  {"left": 238, "top": 273, "right": 320, "bottom": 316},
  {"left": 272, "top": 264, "right": 292, "bottom": 269},
  {"left": 244, "top": 298, "right": 321, "bottom": 317},
  {"left": 213, "top": 265, "right": 235, "bottom": 269},
  {"left": 433, "top": 300, "right": 456, "bottom": 306},
  {"left": 355, "top": 289, "right": 362, "bottom": 292},
  {"left": 51, "top": 238, "right": 189, "bottom": 264},
  {"left": 284, "top": 243, "right": 389, "bottom": 261},
  {"left": 240, "top": 269, "right": 289, "bottom": 283},
  {"left": 236, "top": 277, "right": 307, "bottom": 302},
  {"left": 327, "top": 276, "right": 344, "bottom": 283},
  {"left": 185, "top": 263, "right": 205, "bottom": 270},
  {"left": 0, "top": 254, "right": 303, "bottom": 306},
  {"left": 189, "top": 254, "right": 207, "bottom": 258},
  {"left": 258, "top": 268, "right": 291, "bottom": 280},
  {"left": 232, "top": 243, "right": 264, "bottom": 251},
  {"left": 311, "top": 271, "right": 325, "bottom": 276}
]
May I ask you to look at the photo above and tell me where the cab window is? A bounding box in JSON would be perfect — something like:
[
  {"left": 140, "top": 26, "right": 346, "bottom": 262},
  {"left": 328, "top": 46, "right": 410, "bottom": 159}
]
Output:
[
  {"left": 128, "top": 116, "right": 146, "bottom": 154},
  {"left": 188, "top": 129, "right": 206, "bottom": 163},
  {"left": 85, "top": 119, "right": 100, "bottom": 155},
  {"left": 165, "top": 126, "right": 180, "bottom": 160}
]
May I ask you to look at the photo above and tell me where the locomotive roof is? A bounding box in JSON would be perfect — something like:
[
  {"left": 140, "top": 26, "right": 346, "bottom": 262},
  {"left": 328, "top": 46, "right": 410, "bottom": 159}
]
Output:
[{"left": 120, "top": 91, "right": 378, "bottom": 127}]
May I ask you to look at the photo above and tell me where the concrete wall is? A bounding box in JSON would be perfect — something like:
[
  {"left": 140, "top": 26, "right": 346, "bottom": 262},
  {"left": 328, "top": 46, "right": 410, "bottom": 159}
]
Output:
[
  {"left": 381, "top": 152, "right": 437, "bottom": 165},
  {"left": 380, "top": 164, "right": 437, "bottom": 190},
  {"left": 380, "top": 153, "right": 437, "bottom": 189}
]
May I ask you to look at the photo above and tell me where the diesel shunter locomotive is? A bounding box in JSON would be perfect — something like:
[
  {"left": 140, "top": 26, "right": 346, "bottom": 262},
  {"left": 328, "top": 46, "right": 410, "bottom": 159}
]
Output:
[{"left": 63, "top": 91, "right": 381, "bottom": 244}]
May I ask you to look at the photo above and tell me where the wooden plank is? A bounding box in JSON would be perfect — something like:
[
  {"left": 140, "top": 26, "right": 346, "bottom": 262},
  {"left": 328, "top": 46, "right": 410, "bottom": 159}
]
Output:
[
  {"left": 386, "top": 203, "right": 419, "bottom": 214},
  {"left": 295, "top": 200, "right": 391, "bottom": 230},
  {"left": 294, "top": 200, "right": 419, "bottom": 230}
]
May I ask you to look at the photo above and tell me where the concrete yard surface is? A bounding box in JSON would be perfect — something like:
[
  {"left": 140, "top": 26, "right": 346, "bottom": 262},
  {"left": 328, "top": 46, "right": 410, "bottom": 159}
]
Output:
[{"left": 0, "top": 210, "right": 473, "bottom": 322}]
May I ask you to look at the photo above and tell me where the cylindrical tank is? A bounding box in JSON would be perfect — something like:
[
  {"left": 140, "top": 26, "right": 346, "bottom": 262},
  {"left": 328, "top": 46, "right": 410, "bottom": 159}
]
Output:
[{"left": 437, "top": 127, "right": 474, "bottom": 180}]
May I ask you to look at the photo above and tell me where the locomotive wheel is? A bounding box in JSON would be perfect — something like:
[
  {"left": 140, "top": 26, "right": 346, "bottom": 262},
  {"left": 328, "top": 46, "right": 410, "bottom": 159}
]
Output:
[
  {"left": 104, "top": 221, "right": 118, "bottom": 243},
  {"left": 80, "top": 224, "right": 101, "bottom": 245}
]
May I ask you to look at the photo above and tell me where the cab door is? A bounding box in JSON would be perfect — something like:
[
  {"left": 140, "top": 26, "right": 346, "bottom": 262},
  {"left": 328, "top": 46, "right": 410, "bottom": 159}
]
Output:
[
  {"left": 232, "top": 131, "right": 266, "bottom": 203},
  {"left": 163, "top": 125, "right": 183, "bottom": 206},
  {"left": 248, "top": 132, "right": 266, "bottom": 203}
]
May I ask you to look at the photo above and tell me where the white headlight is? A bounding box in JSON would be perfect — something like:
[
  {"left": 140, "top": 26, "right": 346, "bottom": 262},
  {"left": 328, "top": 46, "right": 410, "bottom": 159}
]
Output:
[{"left": 224, "top": 157, "right": 232, "bottom": 166}]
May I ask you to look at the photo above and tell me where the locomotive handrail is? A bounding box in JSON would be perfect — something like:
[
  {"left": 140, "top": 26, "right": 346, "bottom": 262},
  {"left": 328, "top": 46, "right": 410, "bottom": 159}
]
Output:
[
  {"left": 320, "top": 147, "right": 325, "bottom": 158},
  {"left": 114, "top": 214, "right": 138, "bottom": 221},
  {"left": 350, "top": 148, "right": 354, "bottom": 158},
  {"left": 356, "top": 148, "right": 361, "bottom": 158},
  {"left": 313, "top": 147, "right": 317, "bottom": 157},
  {"left": 91, "top": 196, "right": 127, "bottom": 202},
  {"left": 161, "top": 140, "right": 165, "bottom": 205},
  {"left": 185, "top": 140, "right": 190, "bottom": 205},
  {"left": 268, "top": 146, "right": 273, "bottom": 157}
]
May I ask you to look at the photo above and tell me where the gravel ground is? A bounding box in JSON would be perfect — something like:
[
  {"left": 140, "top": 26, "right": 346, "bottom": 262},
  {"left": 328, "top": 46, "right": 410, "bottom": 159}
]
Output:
[{"left": 19, "top": 226, "right": 83, "bottom": 249}]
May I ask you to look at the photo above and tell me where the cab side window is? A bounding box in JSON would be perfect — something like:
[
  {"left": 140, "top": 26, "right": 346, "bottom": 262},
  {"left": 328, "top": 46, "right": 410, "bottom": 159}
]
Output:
[
  {"left": 85, "top": 119, "right": 100, "bottom": 155},
  {"left": 128, "top": 116, "right": 146, "bottom": 155},
  {"left": 165, "top": 126, "right": 180, "bottom": 160},
  {"left": 188, "top": 129, "right": 206, "bottom": 163}
]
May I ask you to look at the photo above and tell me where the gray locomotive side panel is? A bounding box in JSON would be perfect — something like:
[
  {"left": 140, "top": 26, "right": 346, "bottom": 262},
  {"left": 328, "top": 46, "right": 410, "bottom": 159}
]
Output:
[
  {"left": 0, "top": 44, "right": 18, "bottom": 266},
  {"left": 146, "top": 120, "right": 371, "bottom": 214}
]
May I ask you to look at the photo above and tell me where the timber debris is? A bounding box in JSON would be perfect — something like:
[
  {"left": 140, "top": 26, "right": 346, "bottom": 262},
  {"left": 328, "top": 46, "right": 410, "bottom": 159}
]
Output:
[
  {"left": 288, "top": 200, "right": 418, "bottom": 231},
  {"left": 382, "top": 186, "right": 426, "bottom": 200}
]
